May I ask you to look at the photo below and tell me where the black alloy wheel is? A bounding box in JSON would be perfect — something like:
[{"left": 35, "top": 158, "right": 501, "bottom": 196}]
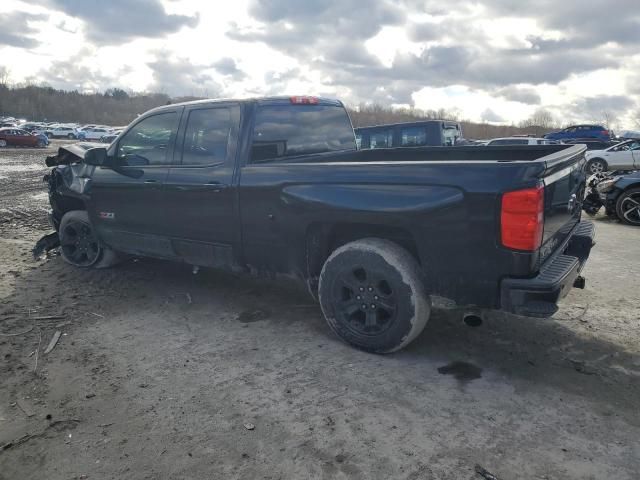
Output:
[
  {"left": 318, "top": 238, "right": 431, "bottom": 353},
  {"left": 333, "top": 265, "right": 397, "bottom": 336},
  {"left": 616, "top": 188, "right": 640, "bottom": 226},
  {"left": 60, "top": 220, "right": 101, "bottom": 267}
]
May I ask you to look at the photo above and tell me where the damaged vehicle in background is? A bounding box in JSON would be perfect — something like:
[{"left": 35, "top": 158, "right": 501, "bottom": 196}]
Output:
[
  {"left": 583, "top": 170, "right": 640, "bottom": 226},
  {"left": 583, "top": 139, "right": 640, "bottom": 174},
  {"left": 35, "top": 96, "right": 594, "bottom": 354}
]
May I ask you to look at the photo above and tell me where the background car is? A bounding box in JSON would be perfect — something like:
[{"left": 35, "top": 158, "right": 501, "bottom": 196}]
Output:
[
  {"left": 586, "top": 170, "right": 640, "bottom": 226},
  {"left": 584, "top": 139, "right": 640, "bottom": 173},
  {"left": 45, "top": 125, "right": 80, "bottom": 139},
  {"left": 81, "top": 126, "right": 114, "bottom": 141},
  {"left": 486, "top": 137, "right": 557, "bottom": 146},
  {"left": 544, "top": 124, "right": 611, "bottom": 142},
  {"left": 0, "top": 127, "right": 46, "bottom": 147},
  {"left": 100, "top": 129, "right": 122, "bottom": 143}
]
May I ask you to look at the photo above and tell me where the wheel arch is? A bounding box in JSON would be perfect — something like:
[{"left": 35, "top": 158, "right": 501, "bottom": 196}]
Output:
[
  {"left": 305, "top": 222, "right": 421, "bottom": 282},
  {"left": 587, "top": 157, "right": 607, "bottom": 166}
]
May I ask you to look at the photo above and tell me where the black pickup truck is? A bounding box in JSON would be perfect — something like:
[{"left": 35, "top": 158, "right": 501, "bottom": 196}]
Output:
[{"left": 38, "top": 96, "right": 595, "bottom": 353}]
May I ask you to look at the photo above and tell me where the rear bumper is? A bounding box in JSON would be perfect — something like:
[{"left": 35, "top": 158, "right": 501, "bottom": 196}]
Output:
[{"left": 500, "top": 221, "right": 595, "bottom": 318}]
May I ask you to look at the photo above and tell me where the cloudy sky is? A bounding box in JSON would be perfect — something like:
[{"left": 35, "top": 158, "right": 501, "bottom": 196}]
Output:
[{"left": 1, "top": 0, "right": 639, "bottom": 128}]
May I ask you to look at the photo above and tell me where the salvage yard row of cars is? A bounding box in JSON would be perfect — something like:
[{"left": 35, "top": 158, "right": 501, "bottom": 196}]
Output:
[{"left": 0, "top": 116, "right": 123, "bottom": 145}]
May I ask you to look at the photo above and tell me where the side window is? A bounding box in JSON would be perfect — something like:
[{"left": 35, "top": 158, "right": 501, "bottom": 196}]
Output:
[
  {"left": 250, "top": 104, "right": 355, "bottom": 163},
  {"left": 116, "top": 112, "right": 177, "bottom": 167},
  {"left": 370, "top": 129, "right": 393, "bottom": 148},
  {"left": 182, "top": 107, "right": 235, "bottom": 166},
  {"left": 629, "top": 141, "right": 640, "bottom": 151},
  {"left": 355, "top": 134, "right": 362, "bottom": 150},
  {"left": 400, "top": 127, "right": 427, "bottom": 146}
]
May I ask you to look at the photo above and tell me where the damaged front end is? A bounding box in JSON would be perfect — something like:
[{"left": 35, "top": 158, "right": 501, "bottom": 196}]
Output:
[{"left": 33, "top": 143, "right": 102, "bottom": 259}]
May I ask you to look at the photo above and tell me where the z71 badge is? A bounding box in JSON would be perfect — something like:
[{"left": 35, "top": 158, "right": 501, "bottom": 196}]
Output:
[{"left": 99, "top": 212, "right": 115, "bottom": 220}]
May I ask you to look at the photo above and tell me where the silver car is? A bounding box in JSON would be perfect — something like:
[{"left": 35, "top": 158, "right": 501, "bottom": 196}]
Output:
[{"left": 584, "top": 140, "right": 640, "bottom": 174}]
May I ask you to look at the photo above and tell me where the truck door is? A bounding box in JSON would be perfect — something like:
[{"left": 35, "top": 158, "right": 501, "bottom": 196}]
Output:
[
  {"left": 88, "top": 108, "right": 182, "bottom": 256},
  {"left": 161, "top": 104, "right": 241, "bottom": 267}
]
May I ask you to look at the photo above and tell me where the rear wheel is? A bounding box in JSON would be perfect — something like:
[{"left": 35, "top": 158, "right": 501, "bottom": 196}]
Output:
[
  {"left": 59, "top": 210, "right": 120, "bottom": 268},
  {"left": 587, "top": 158, "right": 607, "bottom": 174},
  {"left": 67, "top": 133, "right": 76, "bottom": 139},
  {"left": 0, "top": 139, "right": 6, "bottom": 147},
  {"left": 318, "top": 238, "right": 430, "bottom": 353},
  {"left": 615, "top": 188, "right": 640, "bottom": 226}
]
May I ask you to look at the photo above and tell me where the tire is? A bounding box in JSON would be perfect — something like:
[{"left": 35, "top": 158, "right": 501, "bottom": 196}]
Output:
[
  {"left": 318, "top": 238, "right": 430, "bottom": 354},
  {"left": 59, "top": 210, "right": 120, "bottom": 268},
  {"left": 67, "top": 133, "right": 76, "bottom": 139},
  {"left": 37, "top": 140, "right": 45, "bottom": 148},
  {"left": 0, "top": 139, "right": 6, "bottom": 147},
  {"left": 615, "top": 187, "right": 640, "bottom": 226},
  {"left": 586, "top": 158, "right": 607, "bottom": 174},
  {"left": 46, "top": 132, "right": 52, "bottom": 138}
]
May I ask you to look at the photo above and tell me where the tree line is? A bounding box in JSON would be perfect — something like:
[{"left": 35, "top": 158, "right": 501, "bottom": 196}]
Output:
[{"left": 0, "top": 84, "right": 173, "bottom": 126}]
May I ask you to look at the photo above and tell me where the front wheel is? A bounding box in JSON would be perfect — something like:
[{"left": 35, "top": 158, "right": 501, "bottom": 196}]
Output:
[
  {"left": 0, "top": 139, "right": 6, "bottom": 147},
  {"left": 616, "top": 188, "right": 640, "bottom": 226},
  {"left": 59, "top": 210, "right": 121, "bottom": 268},
  {"left": 318, "top": 238, "right": 430, "bottom": 353},
  {"left": 587, "top": 158, "right": 607, "bottom": 174},
  {"left": 67, "top": 133, "right": 76, "bottom": 139}
]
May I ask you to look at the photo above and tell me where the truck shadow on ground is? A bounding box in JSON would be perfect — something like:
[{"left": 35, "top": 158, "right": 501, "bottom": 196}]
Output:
[{"left": 5, "top": 249, "right": 640, "bottom": 417}]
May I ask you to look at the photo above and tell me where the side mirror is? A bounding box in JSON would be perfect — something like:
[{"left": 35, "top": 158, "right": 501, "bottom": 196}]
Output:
[{"left": 84, "top": 147, "right": 109, "bottom": 166}]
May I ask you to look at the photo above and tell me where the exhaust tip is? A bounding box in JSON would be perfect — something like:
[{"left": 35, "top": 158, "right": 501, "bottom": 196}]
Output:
[{"left": 463, "top": 314, "right": 483, "bottom": 327}]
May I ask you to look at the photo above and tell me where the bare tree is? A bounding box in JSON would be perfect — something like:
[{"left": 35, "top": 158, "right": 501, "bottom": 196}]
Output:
[
  {"left": 518, "top": 108, "right": 557, "bottom": 136},
  {"left": 0, "top": 66, "right": 10, "bottom": 87}
]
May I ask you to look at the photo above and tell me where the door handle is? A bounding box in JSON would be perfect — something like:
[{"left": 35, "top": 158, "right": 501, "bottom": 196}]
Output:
[
  {"left": 205, "top": 182, "right": 228, "bottom": 192},
  {"left": 164, "top": 182, "right": 228, "bottom": 192},
  {"left": 143, "top": 179, "right": 159, "bottom": 188}
]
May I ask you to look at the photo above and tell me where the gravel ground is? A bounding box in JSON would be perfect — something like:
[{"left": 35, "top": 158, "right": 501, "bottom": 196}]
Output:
[{"left": 0, "top": 144, "right": 639, "bottom": 480}]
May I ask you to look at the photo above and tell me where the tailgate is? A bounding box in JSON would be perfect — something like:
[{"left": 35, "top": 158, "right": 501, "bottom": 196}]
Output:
[{"left": 539, "top": 145, "right": 587, "bottom": 263}]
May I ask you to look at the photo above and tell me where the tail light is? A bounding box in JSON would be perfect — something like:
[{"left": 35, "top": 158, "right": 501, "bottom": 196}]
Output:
[
  {"left": 501, "top": 185, "right": 544, "bottom": 251},
  {"left": 290, "top": 96, "right": 319, "bottom": 105},
  {"left": 602, "top": 130, "right": 609, "bottom": 136}
]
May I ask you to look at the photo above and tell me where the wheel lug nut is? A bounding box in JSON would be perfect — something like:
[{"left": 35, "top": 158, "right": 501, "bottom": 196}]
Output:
[
  {"left": 359, "top": 287, "right": 364, "bottom": 292},
  {"left": 361, "top": 304, "right": 367, "bottom": 309},
  {"left": 374, "top": 295, "right": 379, "bottom": 300},
  {"left": 368, "top": 287, "right": 373, "bottom": 292},
  {"left": 356, "top": 295, "right": 361, "bottom": 300},
  {"left": 371, "top": 304, "right": 376, "bottom": 309}
]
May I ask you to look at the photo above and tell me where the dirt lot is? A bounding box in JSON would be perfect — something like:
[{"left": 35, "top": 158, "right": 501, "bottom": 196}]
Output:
[{"left": 0, "top": 143, "right": 639, "bottom": 480}]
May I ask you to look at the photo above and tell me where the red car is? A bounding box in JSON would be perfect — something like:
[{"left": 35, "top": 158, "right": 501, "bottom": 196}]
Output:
[{"left": 0, "top": 127, "right": 44, "bottom": 147}]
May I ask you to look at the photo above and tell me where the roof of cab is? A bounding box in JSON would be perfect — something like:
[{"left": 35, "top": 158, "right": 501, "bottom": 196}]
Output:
[{"left": 143, "top": 96, "right": 344, "bottom": 116}]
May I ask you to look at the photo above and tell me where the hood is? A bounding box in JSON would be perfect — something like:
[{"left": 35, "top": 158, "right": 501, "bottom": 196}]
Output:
[{"left": 45, "top": 142, "right": 104, "bottom": 167}]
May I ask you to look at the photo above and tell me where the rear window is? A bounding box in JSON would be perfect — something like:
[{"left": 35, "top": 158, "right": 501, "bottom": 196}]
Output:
[
  {"left": 489, "top": 139, "right": 529, "bottom": 146},
  {"left": 370, "top": 129, "right": 393, "bottom": 148},
  {"left": 250, "top": 105, "right": 355, "bottom": 163},
  {"left": 400, "top": 126, "right": 427, "bottom": 146}
]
